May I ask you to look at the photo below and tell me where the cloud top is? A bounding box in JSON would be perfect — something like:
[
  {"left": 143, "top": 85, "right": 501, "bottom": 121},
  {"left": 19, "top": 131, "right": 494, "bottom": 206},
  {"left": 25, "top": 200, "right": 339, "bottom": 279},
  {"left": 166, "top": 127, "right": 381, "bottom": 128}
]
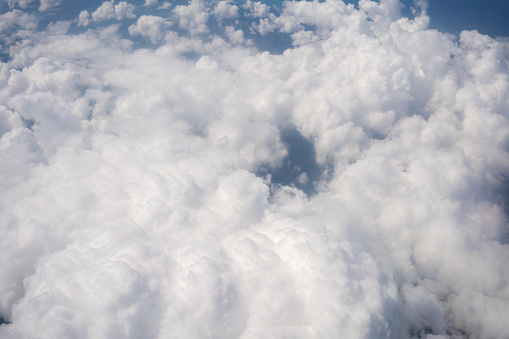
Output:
[{"left": 0, "top": 1, "right": 508, "bottom": 338}]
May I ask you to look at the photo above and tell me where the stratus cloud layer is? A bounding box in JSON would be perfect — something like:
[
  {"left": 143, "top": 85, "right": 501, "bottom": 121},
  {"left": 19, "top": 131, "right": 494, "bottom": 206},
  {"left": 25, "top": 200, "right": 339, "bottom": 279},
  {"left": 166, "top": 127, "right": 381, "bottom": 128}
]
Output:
[{"left": 0, "top": 0, "right": 508, "bottom": 338}]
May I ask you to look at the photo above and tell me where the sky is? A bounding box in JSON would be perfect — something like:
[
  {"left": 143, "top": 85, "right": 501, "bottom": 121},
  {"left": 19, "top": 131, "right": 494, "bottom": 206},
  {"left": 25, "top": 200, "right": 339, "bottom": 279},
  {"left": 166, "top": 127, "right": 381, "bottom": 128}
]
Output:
[
  {"left": 427, "top": 0, "right": 509, "bottom": 37},
  {"left": 0, "top": 0, "right": 509, "bottom": 338}
]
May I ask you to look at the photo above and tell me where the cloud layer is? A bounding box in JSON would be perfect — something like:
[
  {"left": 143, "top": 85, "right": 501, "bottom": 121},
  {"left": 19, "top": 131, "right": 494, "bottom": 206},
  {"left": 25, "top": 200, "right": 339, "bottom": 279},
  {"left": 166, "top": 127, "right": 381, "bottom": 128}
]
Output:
[{"left": 0, "top": 0, "right": 508, "bottom": 338}]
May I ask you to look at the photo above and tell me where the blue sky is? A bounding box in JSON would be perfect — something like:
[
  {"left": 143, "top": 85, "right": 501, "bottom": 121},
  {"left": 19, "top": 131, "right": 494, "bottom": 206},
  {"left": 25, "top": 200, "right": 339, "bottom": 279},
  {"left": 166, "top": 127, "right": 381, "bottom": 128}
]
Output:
[
  {"left": 427, "top": 0, "right": 509, "bottom": 37},
  {"left": 344, "top": 0, "right": 509, "bottom": 37}
]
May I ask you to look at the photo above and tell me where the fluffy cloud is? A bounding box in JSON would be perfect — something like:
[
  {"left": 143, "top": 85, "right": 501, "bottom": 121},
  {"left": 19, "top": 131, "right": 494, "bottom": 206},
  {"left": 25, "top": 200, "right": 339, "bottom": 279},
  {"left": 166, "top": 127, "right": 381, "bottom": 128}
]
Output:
[
  {"left": 0, "top": 1, "right": 509, "bottom": 338},
  {"left": 225, "top": 26, "right": 247, "bottom": 45},
  {"left": 243, "top": 0, "right": 270, "bottom": 18},
  {"left": 5, "top": 0, "right": 60, "bottom": 11},
  {"left": 0, "top": 10, "right": 38, "bottom": 54},
  {"left": 77, "top": 1, "right": 136, "bottom": 27},
  {"left": 213, "top": 0, "right": 239, "bottom": 20},
  {"left": 77, "top": 10, "right": 91, "bottom": 27},
  {"left": 4, "top": 0, "right": 35, "bottom": 9},
  {"left": 128, "top": 15, "right": 172, "bottom": 43},
  {"left": 174, "top": 0, "right": 209, "bottom": 35},
  {"left": 91, "top": 0, "right": 136, "bottom": 23}
]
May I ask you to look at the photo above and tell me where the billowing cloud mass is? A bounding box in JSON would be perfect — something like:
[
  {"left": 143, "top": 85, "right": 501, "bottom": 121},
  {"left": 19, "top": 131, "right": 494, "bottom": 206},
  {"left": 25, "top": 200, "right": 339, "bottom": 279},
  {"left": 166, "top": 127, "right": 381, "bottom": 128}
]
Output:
[{"left": 0, "top": 0, "right": 509, "bottom": 338}]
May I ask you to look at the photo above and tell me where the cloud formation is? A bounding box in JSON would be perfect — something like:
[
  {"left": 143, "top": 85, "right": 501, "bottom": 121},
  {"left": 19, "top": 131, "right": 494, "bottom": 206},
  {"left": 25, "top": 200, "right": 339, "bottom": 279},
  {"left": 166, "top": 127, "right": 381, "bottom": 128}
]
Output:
[
  {"left": 0, "top": 0, "right": 508, "bottom": 338},
  {"left": 78, "top": 0, "right": 136, "bottom": 27},
  {"left": 129, "top": 15, "right": 172, "bottom": 43}
]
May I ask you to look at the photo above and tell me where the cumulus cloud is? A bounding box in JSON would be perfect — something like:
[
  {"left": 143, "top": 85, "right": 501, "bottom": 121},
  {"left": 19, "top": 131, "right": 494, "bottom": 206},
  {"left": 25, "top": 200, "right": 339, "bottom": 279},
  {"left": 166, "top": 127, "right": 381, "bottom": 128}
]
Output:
[
  {"left": 77, "top": 1, "right": 136, "bottom": 27},
  {"left": 243, "top": 0, "right": 269, "bottom": 18},
  {"left": 128, "top": 15, "right": 172, "bottom": 43},
  {"left": 173, "top": 0, "right": 209, "bottom": 35},
  {"left": 224, "top": 25, "right": 247, "bottom": 45},
  {"left": 213, "top": 0, "right": 239, "bottom": 20},
  {"left": 0, "top": 10, "right": 38, "bottom": 54},
  {"left": 1, "top": 1, "right": 509, "bottom": 338},
  {"left": 91, "top": 0, "right": 136, "bottom": 23},
  {"left": 76, "top": 10, "right": 90, "bottom": 27}
]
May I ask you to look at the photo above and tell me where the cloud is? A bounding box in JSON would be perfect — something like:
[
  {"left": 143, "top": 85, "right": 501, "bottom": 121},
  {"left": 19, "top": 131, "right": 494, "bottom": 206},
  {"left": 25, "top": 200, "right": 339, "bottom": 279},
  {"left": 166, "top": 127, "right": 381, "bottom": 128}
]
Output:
[
  {"left": 173, "top": 0, "right": 209, "bottom": 35},
  {"left": 4, "top": 0, "right": 35, "bottom": 9},
  {"left": 224, "top": 26, "right": 247, "bottom": 45},
  {"left": 128, "top": 15, "right": 172, "bottom": 43},
  {"left": 213, "top": 0, "right": 239, "bottom": 20},
  {"left": 78, "top": 1, "right": 137, "bottom": 27},
  {"left": 77, "top": 10, "right": 91, "bottom": 27},
  {"left": 144, "top": 0, "right": 158, "bottom": 6},
  {"left": 243, "top": 0, "right": 270, "bottom": 18},
  {"left": 0, "top": 10, "right": 38, "bottom": 54},
  {"left": 0, "top": 1, "right": 509, "bottom": 338},
  {"left": 158, "top": 2, "right": 171, "bottom": 10},
  {"left": 91, "top": 0, "right": 136, "bottom": 23},
  {"left": 39, "top": 0, "right": 62, "bottom": 11}
]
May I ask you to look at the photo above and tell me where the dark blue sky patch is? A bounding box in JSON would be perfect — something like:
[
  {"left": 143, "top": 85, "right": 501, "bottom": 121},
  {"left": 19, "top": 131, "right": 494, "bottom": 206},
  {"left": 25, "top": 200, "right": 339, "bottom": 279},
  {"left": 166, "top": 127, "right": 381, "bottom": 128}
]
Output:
[
  {"left": 427, "top": 0, "right": 509, "bottom": 38},
  {"left": 250, "top": 31, "right": 293, "bottom": 54},
  {"left": 21, "top": 117, "right": 36, "bottom": 131},
  {"left": 495, "top": 174, "right": 509, "bottom": 244},
  {"left": 258, "top": 128, "right": 324, "bottom": 195},
  {"left": 0, "top": 52, "right": 9, "bottom": 64}
]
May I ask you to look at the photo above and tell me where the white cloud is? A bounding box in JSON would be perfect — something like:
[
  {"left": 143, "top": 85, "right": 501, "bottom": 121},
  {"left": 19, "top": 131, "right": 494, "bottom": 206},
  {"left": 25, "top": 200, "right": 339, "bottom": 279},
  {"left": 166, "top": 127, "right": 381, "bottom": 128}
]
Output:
[
  {"left": 224, "top": 26, "right": 245, "bottom": 44},
  {"left": 213, "top": 0, "right": 239, "bottom": 20},
  {"left": 91, "top": 0, "right": 117, "bottom": 21},
  {"left": 243, "top": 0, "right": 269, "bottom": 18},
  {"left": 253, "top": 15, "right": 278, "bottom": 35},
  {"left": 144, "top": 0, "right": 157, "bottom": 6},
  {"left": 114, "top": 1, "right": 136, "bottom": 20},
  {"left": 77, "top": 10, "right": 90, "bottom": 27},
  {"left": 4, "top": 0, "right": 35, "bottom": 9},
  {"left": 91, "top": 0, "right": 135, "bottom": 22},
  {"left": 128, "top": 15, "right": 171, "bottom": 43},
  {"left": 0, "top": 10, "right": 38, "bottom": 54},
  {"left": 297, "top": 171, "right": 308, "bottom": 185},
  {"left": 39, "top": 0, "right": 62, "bottom": 11},
  {"left": 173, "top": 0, "right": 209, "bottom": 35},
  {"left": 1, "top": 1, "right": 509, "bottom": 338}
]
